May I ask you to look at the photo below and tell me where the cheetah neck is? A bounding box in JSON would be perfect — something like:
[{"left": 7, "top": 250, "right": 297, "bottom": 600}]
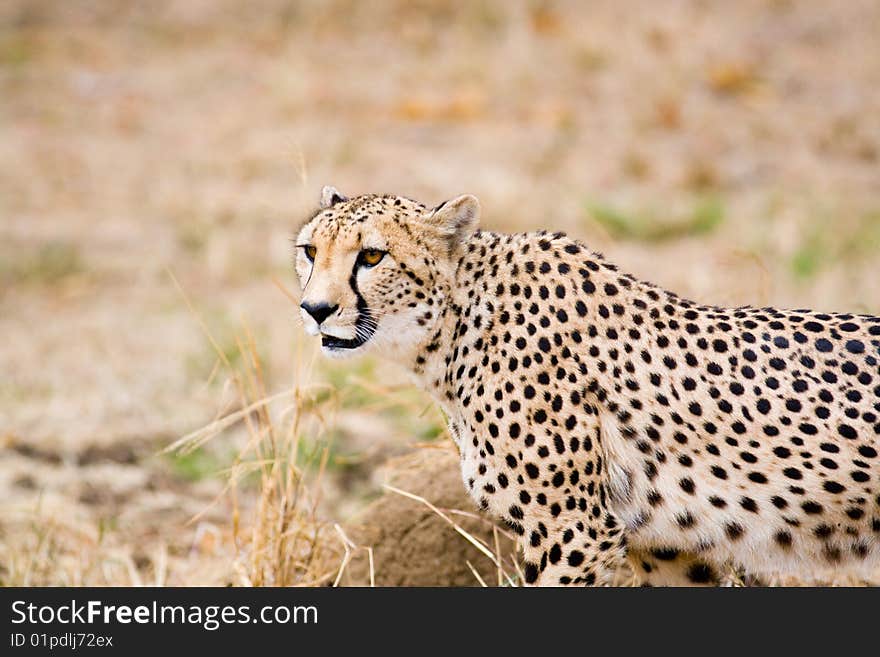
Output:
[{"left": 407, "top": 229, "right": 626, "bottom": 433}]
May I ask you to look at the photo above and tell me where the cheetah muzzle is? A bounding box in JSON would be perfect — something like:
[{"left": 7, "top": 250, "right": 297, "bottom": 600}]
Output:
[{"left": 293, "top": 186, "right": 880, "bottom": 586}]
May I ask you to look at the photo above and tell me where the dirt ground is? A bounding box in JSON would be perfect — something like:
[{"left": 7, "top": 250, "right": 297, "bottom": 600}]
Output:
[
  {"left": 1, "top": 1, "right": 879, "bottom": 586},
  {"left": 342, "top": 447, "right": 519, "bottom": 587}
]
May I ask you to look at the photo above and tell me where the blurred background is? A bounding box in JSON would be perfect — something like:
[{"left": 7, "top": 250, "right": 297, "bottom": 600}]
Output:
[{"left": 1, "top": 0, "right": 878, "bottom": 586}]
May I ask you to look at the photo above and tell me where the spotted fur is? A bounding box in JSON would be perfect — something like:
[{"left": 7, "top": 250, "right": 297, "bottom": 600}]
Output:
[{"left": 294, "top": 188, "right": 880, "bottom": 586}]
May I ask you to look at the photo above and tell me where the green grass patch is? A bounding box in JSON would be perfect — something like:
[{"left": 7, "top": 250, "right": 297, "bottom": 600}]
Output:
[
  {"left": 586, "top": 197, "right": 724, "bottom": 242},
  {"left": 166, "top": 447, "right": 229, "bottom": 482},
  {"left": 790, "top": 235, "right": 824, "bottom": 280},
  {"left": 0, "top": 32, "right": 37, "bottom": 67},
  {"left": 0, "top": 242, "right": 84, "bottom": 285},
  {"left": 790, "top": 210, "right": 880, "bottom": 280}
]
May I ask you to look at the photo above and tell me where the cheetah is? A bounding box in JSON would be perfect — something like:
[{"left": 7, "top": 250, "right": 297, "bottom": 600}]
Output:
[{"left": 293, "top": 186, "right": 880, "bottom": 586}]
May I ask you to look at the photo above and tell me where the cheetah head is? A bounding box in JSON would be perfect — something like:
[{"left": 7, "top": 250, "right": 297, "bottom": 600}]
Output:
[{"left": 294, "top": 186, "right": 480, "bottom": 359}]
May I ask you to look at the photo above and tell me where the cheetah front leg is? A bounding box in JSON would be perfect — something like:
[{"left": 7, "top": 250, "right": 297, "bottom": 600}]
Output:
[
  {"left": 627, "top": 549, "right": 764, "bottom": 586},
  {"left": 627, "top": 548, "right": 722, "bottom": 586},
  {"left": 520, "top": 508, "right": 629, "bottom": 586}
]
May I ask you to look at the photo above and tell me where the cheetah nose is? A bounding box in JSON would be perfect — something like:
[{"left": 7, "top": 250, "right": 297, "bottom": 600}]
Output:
[{"left": 300, "top": 301, "right": 339, "bottom": 325}]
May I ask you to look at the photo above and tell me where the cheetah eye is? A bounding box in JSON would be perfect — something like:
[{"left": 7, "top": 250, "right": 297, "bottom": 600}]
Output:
[
  {"left": 301, "top": 245, "right": 317, "bottom": 262},
  {"left": 359, "top": 248, "right": 386, "bottom": 268}
]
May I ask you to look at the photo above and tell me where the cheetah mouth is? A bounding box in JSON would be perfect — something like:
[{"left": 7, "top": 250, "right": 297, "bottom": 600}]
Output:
[
  {"left": 320, "top": 333, "right": 368, "bottom": 351},
  {"left": 319, "top": 308, "right": 376, "bottom": 351}
]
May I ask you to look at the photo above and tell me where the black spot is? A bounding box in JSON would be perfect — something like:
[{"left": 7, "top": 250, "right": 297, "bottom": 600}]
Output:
[
  {"left": 824, "top": 546, "right": 842, "bottom": 563},
  {"left": 823, "top": 481, "right": 845, "bottom": 494},
  {"left": 686, "top": 563, "right": 715, "bottom": 584},
  {"left": 775, "top": 531, "right": 793, "bottom": 548},
  {"left": 676, "top": 512, "right": 696, "bottom": 528},
  {"left": 524, "top": 562, "right": 539, "bottom": 584},
  {"left": 771, "top": 496, "right": 788, "bottom": 509},
  {"left": 814, "top": 524, "right": 834, "bottom": 539},
  {"left": 846, "top": 340, "right": 865, "bottom": 354},
  {"left": 567, "top": 550, "right": 585, "bottom": 567},
  {"left": 783, "top": 467, "right": 802, "bottom": 480},
  {"left": 651, "top": 547, "right": 679, "bottom": 561},
  {"left": 838, "top": 424, "right": 857, "bottom": 440},
  {"left": 725, "top": 522, "right": 744, "bottom": 540},
  {"left": 801, "top": 501, "right": 823, "bottom": 515}
]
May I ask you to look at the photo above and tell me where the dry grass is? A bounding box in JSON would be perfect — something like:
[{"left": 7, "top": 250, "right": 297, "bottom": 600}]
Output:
[{"left": 161, "top": 274, "right": 350, "bottom": 587}]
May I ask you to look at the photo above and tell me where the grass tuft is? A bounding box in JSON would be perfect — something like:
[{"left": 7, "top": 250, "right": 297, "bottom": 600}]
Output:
[{"left": 166, "top": 274, "right": 344, "bottom": 586}]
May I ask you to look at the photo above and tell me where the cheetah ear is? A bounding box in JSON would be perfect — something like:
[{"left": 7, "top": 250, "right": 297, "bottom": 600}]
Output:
[
  {"left": 320, "top": 185, "right": 348, "bottom": 209},
  {"left": 423, "top": 194, "right": 480, "bottom": 252}
]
